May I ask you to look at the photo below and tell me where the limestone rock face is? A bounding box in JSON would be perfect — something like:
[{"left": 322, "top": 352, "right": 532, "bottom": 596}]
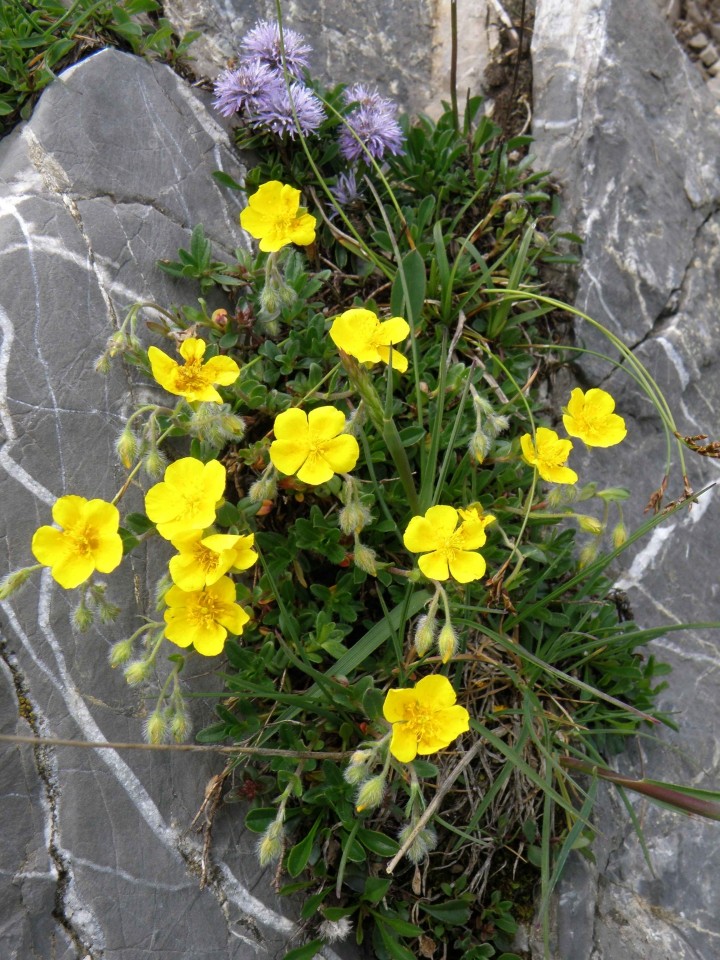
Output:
[
  {"left": 531, "top": 0, "right": 720, "bottom": 956},
  {"left": 0, "top": 47, "right": 316, "bottom": 960}
]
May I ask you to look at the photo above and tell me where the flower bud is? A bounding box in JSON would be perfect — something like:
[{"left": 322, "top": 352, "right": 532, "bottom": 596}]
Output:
[
  {"left": 355, "top": 775, "right": 386, "bottom": 812},
  {"left": 413, "top": 614, "right": 436, "bottom": 658},
  {"left": 578, "top": 542, "right": 599, "bottom": 569},
  {"left": 143, "top": 448, "right": 168, "bottom": 480},
  {"left": 353, "top": 541, "right": 377, "bottom": 576},
  {"left": 612, "top": 521, "right": 628, "bottom": 549},
  {"left": 437, "top": 622, "right": 458, "bottom": 664},
  {"left": 0, "top": 565, "right": 37, "bottom": 601},
  {"left": 344, "top": 761, "right": 369, "bottom": 785},
  {"left": 170, "top": 707, "right": 192, "bottom": 743},
  {"left": 257, "top": 819, "right": 285, "bottom": 866},
  {"left": 577, "top": 482, "right": 598, "bottom": 501},
  {"left": 339, "top": 502, "right": 365, "bottom": 535},
  {"left": 397, "top": 823, "right": 438, "bottom": 863},
  {"left": 249, "top": 474, "right": 277, "bottom": 502},
  {"left": 485, "top": 412, "right": 510, "bottom": 436},
  {"left": 94, "top": 352, "right": 112, "bottom": 375},
  {"left": 109, "top": 637, "right": 134, "bottom": 668},
  {"left": 468, "top": 429, "right": 491, "bottom": 464},
  {"left": 72, "top": 601, "right": 94, "bottom": 633},
  {"left": 124, "top": 659, "right": 153, "bottom": 686},
  {"left": 116, "top": 427, "right": 138, "bottom": 469},
  {"left": 577, "top": 515, "right": 603, "bottom": 535},
  {"left": 144, "top": 710, "right": 167, "bottom": 744}
]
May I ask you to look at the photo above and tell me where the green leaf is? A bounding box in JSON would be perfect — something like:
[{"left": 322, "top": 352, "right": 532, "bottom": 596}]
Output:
[
  {"left": 282, "top": 939, "right": 324, "bottom": 960},
  {"left": 286, "top": 817, "right": 321, "bottom": 878},
  {"left": 244, "top": 807, "right": 277, "bottom": 833},
  {"left": 124, "top": 512, "right": 154, "bottom": 533},
  {"left": 358, "top": 828, "right": 400, "bottom": 857},
  {"left": 419, "top": 899, "right": 471, "bottom": 925},
  {"left": 362, "top": 876, "right": 392, "bottom": 904},
  {"left": 212, "top": 170, "right": 244, "bottom": 191},
  {"left": 391, "top": 248, "right": 426, "bottom": 325}
]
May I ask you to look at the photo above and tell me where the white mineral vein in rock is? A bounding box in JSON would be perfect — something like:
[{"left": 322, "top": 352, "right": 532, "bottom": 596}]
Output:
[{"left": 655, "top": 336, "right": 691, "bottom": 389}]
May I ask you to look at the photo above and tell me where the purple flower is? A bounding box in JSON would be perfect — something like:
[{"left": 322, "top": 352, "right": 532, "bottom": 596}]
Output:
[
  {"left": 330, "top": 170, "right": 363, "bottom": 209},
  {"left": 252, "top": 82, "right": 326, "bottom": 139},
  {"left": 241, "top": 19, "right": 312, "bottom": 80},
  {"left": 212, "top": 62, "right": 283, "bottom": 118},
  {"left": 338, "top": 85, "right": 405, "bottom": 163}
]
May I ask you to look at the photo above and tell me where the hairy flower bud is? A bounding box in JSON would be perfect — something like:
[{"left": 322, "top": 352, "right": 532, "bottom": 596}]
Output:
[
  {"left": 577, "top": 515, "right": 603, "bottom": 535},
  {"left": 249, "top": 474, "right": 277, "bottom": 502},
  {"left": 397, "top": 823, "right": 438, "bottom": 863},
  {"left": 109, "top": 637, "right": 134, "bottom": 668},
  {"left": 578, "top": 542, "right": 599, "bottom": 569},
  {"left": 144, "top": 710, "right": 167, "bottom": 745},
  {"left": 338, "top": 501, "right": 368, "bottom": 535},
  {"left": 355, "top": 774, "right": 386, "bottom": 812},
  {"left": 257, "top": 819, "right": 285, "bottom": 866},
  {"left": 468, "top": 428, "right": 491, "bottom": 464},
  {"left": 353, "top": 541, "right": 377, "bottom": 576},
  {"left": 170, "top": 707, "right": 192, "bottom": 743},
  {"left": 612, "top": 521, "right": 628, "bottom": 549},
  {"left": 143, "top": 448, "right": 168, "bottom": 480},
  {"left": 116, "top": 427, "right": 138, "bottom": 469},
  {"left": 72, "top": 601, "right": 94, "bottom": 633},
  {"left": 437, "top": 622, "right": 458, "bottom": 664},
  {"left": 124, "top": 659, "right": 153, "bottom": 686},
  {"left": 413, "top": 614, "right": 436, "bottom": 658},
  {"left": 0, "top": 565, "right": 37, "bottom": 601}
]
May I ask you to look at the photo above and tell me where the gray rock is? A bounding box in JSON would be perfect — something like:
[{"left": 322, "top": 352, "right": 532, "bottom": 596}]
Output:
[
  {"left": 532, "top": 0, "right": 720, "bottom": 956},
  {"left": 0, "top": 47, "right": 322, "bottom": 960},
  {"left": 162, "top": 0, "right": 499, "bottom": 118}
]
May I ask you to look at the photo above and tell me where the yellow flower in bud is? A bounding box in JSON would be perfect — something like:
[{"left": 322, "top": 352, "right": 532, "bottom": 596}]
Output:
[
  {"left": 163, "top": 577, "right": 250, "bottom": 657},
  {"left": 257, "top": 819, "right": 285, "bottom": 866},
  {"left": 329, "top": 308, "right": 410, "bottom": 373},
  {"left": 520, "top": 428, "right": 578, "bottom": 485},
  {"left": 403, "top": 505, "right": 489, "bottom": 583},
  {"left": 145, "top": 457, "right": 226, "bottom": 541},
  {"left": 562, "top": 387, "right": 627, "bottom": 448},
  {"left": 355, "top": 775, "right": 386, "bottom": 812},
  {"left": 577, "top": 515, "right": 603, "bottom": 535},
  {"left": 240, "top": 181, "right": 316, "bottom": 252},
  {"left": 148, "top": 338, "right": 240, "bottom": 404},
  {"left": 31, "top": 496, "right": 123, "bottom": 590},
  {"left": 437, "top": 622, "right": 458, "bottom": 664},
  {"left": 612, "top": 521, "right": 628, "bottom": 548},
  {"left": 269, "top": 406, "right": 359, "bottom": 486},
  {"left": 383, "top": 674, "right": 470, "bottom": 763}
]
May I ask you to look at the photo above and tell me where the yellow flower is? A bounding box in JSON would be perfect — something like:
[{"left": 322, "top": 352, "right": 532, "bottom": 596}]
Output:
[
  {"left": 31, "top": 495, "right": 123, "bottom": 589},
  {"left": 383, "top": 675, "right": 470, "bottom": 763},
  {"left": 403, "top": 504, "right": 489, "bottom": 583},
  {"left": 163, "top": 576, "right": 250, "bottom": 657},
  {"left": 239, "top": 181, "right": 316, "bottom": 253},
  {"left": 269, "top": 406, "right": 360, "bottom": 485},
  {"left": 329, "top": 308, "right": 410, "bottom": 373},
  {"left": 145, "top": 457, "right": 226, "bottom": 540},
  {"left": 520, "top": 428, "right": 578, "bottom": 485},
  {"left": 562, "top": 387, "right": 627, "bottom": 447},
  {"left": 147, "top": 338, "right": 240, "bottom": 404},
  {"left": 169, "top": 531, "right": 258, "bottom": 591}
]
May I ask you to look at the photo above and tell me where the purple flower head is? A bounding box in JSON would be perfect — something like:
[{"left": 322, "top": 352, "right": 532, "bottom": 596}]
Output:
[
  {"left": 338, "top": 91, "right": 405, "bottom": 163},
  {"left": 252, "top": 82, "right": 326, "bottom": 139},
  {"left": 241, "top": 19, "right": 312, "bottom": 80},
  {"left": 212, "top": 61, "right": 283, "bottom": 118},
  {"left": 330, "top": 170, "right": 363, "bottom": 211}
]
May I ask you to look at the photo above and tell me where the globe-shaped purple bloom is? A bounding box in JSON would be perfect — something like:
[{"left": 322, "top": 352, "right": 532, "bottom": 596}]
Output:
[
  {"left": 338, "top": 84, "right": 404, "bottom": 163},
  {"left": 212, "top": 61, "right": 283, "bottom": 118},
  {"left": 252, "top": 82, "right": 326, "bottom": 139},
  {"left": 241, "top": 19, "right": 312, "bottom": 80}
]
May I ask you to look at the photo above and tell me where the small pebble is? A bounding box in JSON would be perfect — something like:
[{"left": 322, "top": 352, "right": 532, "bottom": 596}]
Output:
[
  {"left": 687, "top": 31, "right": 709, "bottom": 50},
  {"left": 700, "top": 44, "right": 719, "bottom": 66},
  {"left": 707, "top": 75, "right": 720, "bottom": 98}
]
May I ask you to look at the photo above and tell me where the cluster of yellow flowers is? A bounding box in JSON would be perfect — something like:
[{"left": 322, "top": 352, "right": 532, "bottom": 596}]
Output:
[
  {"left": 24, "top": 180, "right": 629, "bottom": 768},
  {"left": 520, "top": 387, "right": 627, "bottom": 484}
]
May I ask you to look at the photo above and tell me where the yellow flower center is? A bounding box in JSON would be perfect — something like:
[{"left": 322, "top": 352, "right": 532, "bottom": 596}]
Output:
[
  {"left": 436, "top": 528, "right": 465, "bottom": 563},
  {"left": 403, "top": 701, "right": 439, "bottom": 742},
  {"left": 68, "top": 523, "right": 99, "bottom": 558},
  {"left": 173, "top": 359, "right": 207, "bottom": 392},
  {"left": 193, "top": 544, "right": 220, "bottom": 574},
  {"left": 187, "top": 593, "right": 223, "bottom": 628}
]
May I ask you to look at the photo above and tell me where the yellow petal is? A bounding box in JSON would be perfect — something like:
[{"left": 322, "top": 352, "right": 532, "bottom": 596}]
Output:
[
  {"left": 448, "top": 549, "right": 486, "bottom": 584},
  {"left": 538, "top": 463, "right": 579, "bottom": 485},
  {"left": 179, "top": 338, "right": 206, "bottom": 362},
  {"left": 83, "top": 499, "right": 120, "bottom": 535},
  {"left": 202, "top": 355, "right": 241, "bottom": 385},
  {"left": 31, "top": 526, "right": 66, "bottom": 567},
  {"left": 413, "top": 674, "right": 457, "bottom": 709},
  {"left": 147, "top": 346, "right": 178, "bottom": 390},
  {"left": 307, "top": 405, "right": 347, "bottom": 441},
  {"left": 376, "top": 317, "right": 410, "bottom": 345},
  {"left": 191, "top": 623, "right": 228, "bottom": 657},
  {"left": 296, "top": 451, "right": 334, "bottom": 485},
  {"left": 417, "top": 705, "right": 470, "bottom": 754},
  {"left": 389, "top": 723, "right": 419, "bottom": 763},
  {"left": 52, "top": 552, "right": 95, "bottom": 589},
  {"left": 424, "top": 505, "right": 460, "bottom": 538},
  {"left": 418, "top": 550, "right": 450, "bottom": 581},
  {"left": 520, "top": 433, "right": 538, "bottom": 466},
  {"left": 403, "top": 516, "right": 440, "bottom": 553},
  {"left": 383, "top": 687, "right": 419, "bottom": 723},
  {"left": 273, "top": 407, "right": 309, "bottom": 440},
  {"left": 270, "top": 438, "right": 309, "bottom": 477},
  {"left": 318, "top": 434, "right": 360, "bottom": 475},
  {"left": 93, "top": 536, "right": 123, "bottom": 575},
  {"left": 51, "top": 495, "right": 86, "bottom": 529},
  {"left": 288, "top": 211, "right": 316, "bottom": 247}
]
